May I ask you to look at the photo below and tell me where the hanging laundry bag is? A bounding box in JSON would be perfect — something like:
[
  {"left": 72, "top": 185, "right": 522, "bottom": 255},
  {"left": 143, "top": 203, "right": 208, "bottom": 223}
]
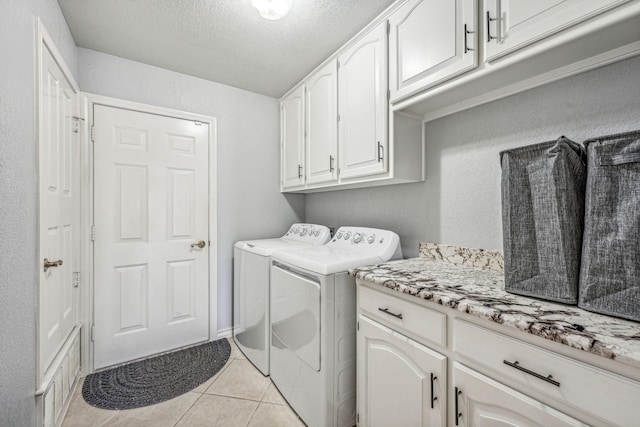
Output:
[
  {"left": 501, "top": 136, "right": 587, "bottom": 304},
  {"left": 579, "top": 130, "right": 640, "bottom": 321}
]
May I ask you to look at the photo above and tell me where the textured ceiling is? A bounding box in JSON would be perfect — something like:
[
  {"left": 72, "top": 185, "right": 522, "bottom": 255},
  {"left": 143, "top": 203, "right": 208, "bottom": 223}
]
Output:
[{"left": 57, "top": 0, "right": 397, "bottom": 98}]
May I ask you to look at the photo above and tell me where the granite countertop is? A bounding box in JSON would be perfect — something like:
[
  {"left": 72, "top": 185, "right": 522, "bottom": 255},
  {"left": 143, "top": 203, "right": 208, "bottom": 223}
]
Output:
[{"left": 349, "top": 243, "right": 640, "bottom": 370}]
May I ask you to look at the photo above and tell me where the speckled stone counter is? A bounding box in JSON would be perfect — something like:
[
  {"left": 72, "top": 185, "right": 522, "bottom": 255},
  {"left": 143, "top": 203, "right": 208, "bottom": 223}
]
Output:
[{"left": 350, "top": 243, "right": 640, "bottom": 370}]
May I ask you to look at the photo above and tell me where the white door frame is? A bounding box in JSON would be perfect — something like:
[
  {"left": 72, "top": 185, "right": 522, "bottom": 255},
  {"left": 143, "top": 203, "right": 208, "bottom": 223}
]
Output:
[{"left": 79, "top": 93, "right": 218, "bottom": 374}]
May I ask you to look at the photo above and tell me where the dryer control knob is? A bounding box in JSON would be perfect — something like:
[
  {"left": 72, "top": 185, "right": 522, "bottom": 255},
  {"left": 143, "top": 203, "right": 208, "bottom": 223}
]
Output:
[
  {"left": 353, "top": 233, "right": 363, "bottom": 243},
  {"left": 343, "top": 232, "right": 352, "bottom": 240},
  {"left": 367, "top": 235, "right": 375, "bottom": 244},
  {"left": 300, "top": 229, "right": 308, "bottom": 236},
  {"left": 336, "top": 232, "right": 343, "bottom": 239}
]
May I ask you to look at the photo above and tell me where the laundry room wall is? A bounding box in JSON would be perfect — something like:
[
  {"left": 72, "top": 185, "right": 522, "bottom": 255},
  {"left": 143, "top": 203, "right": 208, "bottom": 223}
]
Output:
[
  {"left": 306, "top": 55, "right": 640, "bottom": 258},
  {"left": 77, "top": 48, "right": 305, "bottom": 334},
  {"left": 0, "top": 0, "right": 78, "bottom": 424}
]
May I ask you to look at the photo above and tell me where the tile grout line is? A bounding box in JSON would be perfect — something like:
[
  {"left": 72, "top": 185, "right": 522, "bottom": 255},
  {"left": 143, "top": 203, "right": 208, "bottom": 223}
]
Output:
[{"left": 172, "top": 391, "right": 206, "bottom": 427}]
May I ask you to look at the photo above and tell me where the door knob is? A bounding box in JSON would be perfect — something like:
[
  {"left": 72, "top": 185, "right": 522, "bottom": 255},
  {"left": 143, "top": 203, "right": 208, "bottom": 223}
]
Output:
[
  {"left": 191, "top": 240, "right": 206, "bottom": 249},
  {"left": 44, "top": 258, "right": 63, "bottom": 272}
]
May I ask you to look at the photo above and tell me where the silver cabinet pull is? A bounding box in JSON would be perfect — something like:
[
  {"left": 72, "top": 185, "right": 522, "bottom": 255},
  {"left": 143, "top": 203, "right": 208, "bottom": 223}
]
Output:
[
  {"left": 329, "top": 155, "right": 335, "bottom": 172},
  {"left": 455, "top": 387, "right": 462, "bottom": 425},
  {"left": 44, "top": 258, "right": 63, "bottom": 272},
  {"left": 378, "top": 307, "right": 402, "bottom": 319},
  {"left": 464, "top": 24, "right": 474, "bottom": 53},
  {"left": 377, "top": 142, "right": 384, "bottom": 163},
  {"left": 503, "top": 360, "right": 560, "bottom": 386},
  {"left": 486, "top": 11, "right": 497, "bottom": 42},
  {"left": 430, "top": 373, "right": 438, "bottom": 408},
  {"left": 298, "top": 164, "right": 302, "bottom": 179}
]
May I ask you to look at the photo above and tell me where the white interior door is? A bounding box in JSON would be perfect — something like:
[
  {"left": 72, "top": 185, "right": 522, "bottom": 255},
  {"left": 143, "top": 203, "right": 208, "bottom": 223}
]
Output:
[
  {"left": 38, "top": 40, "right": 80, "bottom": 376},
  {"left": 93, "top": 105, "right": 210, "bottom": 369}
]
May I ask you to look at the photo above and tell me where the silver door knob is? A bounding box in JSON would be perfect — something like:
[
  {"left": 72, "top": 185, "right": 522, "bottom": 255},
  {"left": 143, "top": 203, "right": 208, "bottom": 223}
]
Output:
[
  {"left": 44, "top": 258, "right": 63, "bottom": 272},
  {"left": 191, "top": 240, "right": 206, "bottom": 249}
]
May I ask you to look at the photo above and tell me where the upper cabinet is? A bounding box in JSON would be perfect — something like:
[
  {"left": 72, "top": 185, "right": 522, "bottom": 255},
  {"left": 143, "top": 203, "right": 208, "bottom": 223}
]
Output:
[
  {"left": 281, "top": 85, "right": 305, "bottom": 190},
  {"left": 389, "top": 0, "right": 478, "bottom": 103},
  {"left": 305, "top": 60, "right": 338, "bottom": 186},
  {"left": 338, "top": 21, "right": 389, "bottom": 181},
  {"left": 484, "top": 0, "right": 630, "bottom": 61}
]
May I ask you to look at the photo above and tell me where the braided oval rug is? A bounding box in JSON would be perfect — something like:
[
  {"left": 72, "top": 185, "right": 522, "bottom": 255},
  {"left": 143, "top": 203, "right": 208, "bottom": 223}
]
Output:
[{"left": 82, "top": 339, "right": 231, "bottom": 410}]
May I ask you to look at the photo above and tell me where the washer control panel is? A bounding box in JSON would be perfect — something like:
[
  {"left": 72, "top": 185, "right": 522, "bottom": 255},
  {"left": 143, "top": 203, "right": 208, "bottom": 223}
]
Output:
[
  {"left": 329, "top": 226, "right": 402, "bottom": 260},
  {"left": 283, "top": 223, "right": 331, "bottom": 243}
]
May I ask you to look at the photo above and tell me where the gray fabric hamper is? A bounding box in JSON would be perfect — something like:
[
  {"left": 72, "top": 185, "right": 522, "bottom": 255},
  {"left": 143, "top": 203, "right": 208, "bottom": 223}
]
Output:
[
  {"left": 579, "top": 130, "right": 640, "bottom": 321},
  {"left": 500, "top": 136, "right": 586, "bottom": 303}
]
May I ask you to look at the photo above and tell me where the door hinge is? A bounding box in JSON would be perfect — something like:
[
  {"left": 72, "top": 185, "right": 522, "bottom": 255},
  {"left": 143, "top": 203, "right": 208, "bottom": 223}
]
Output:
[
  {"left": 387, "top": 90, "right": 390, "bottom": 102},
  {"left": 194, "top": 120, "right": 202, "bottom": 126},
  {"left": 90, "top": 125, "right": 95, "bottom": 142},
  {"left": 91, "top": 225, "right": 96, "bottom": 241},
  {"left": 357, "top": 321, "right": 359, "bottom": 331},
  {"left": 91, "top": 324, "right": 95, "bottom": 342},
  {"left": 337, "top": 114, "right": 341, "bottom": 122},
  {"left": 72, "top": 271, "right": 80, "bottom": 288},
  {"left": 357, "top": 413, "right": 360, "bottom": 423},
  {"left": 387, "top": 21, "right": 390, "bottom": 34},
  {"left": 337, "top": 61, "right": 340, "bottom": 69}
]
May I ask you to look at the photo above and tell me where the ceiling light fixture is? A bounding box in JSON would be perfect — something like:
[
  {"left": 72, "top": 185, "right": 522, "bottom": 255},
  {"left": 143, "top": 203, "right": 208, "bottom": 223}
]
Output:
[{"left": 252, "top": 0, "right": 293, "bottom": 20}]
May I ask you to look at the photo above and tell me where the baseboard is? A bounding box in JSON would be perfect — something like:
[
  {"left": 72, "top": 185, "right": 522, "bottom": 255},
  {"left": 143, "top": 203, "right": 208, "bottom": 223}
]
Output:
[{"left": 216, "top": 327, "right": 232, "bottom": 339}]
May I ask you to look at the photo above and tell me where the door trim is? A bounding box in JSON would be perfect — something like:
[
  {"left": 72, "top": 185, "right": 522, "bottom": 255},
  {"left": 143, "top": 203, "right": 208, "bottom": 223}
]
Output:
[{"left": 79, "top": 93, "right": 218, "bottom": 374}]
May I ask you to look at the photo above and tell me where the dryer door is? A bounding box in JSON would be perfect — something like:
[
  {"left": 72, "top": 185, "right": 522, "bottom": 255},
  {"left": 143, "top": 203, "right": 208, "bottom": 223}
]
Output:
[{"left": 271, "top": 264, "right": 321, "bottom": 371}]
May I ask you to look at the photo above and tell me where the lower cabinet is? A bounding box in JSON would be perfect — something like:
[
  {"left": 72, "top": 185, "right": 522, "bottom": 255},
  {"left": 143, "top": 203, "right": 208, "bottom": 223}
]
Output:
[
  {"left": 357, "top": 315, "right": 446, "bottom": 427},
  {"left": 356, "top": 282, "right": 640, "bottom": 426},
  {"left": 452, "top": 363, "right": 585, "bottom": 427}
]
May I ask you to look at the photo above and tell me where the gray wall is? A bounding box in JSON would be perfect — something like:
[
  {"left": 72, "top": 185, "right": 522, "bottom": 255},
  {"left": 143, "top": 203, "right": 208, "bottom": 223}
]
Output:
[
  {"left": 0, "top": 0, "right": 78, "bottom": 424},
  {"left": 78, "top": 48, "right": 305, "bottom": 333},
  {"left": 307, "top": 56, "right": 640, "bottom": 258}
]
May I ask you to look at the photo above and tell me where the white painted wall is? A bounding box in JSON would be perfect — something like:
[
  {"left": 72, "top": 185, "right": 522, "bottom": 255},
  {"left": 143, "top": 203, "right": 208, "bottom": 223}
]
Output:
[
  {"left": 307, "top": 56, "right": 640, "bottom": 258},
  {"left": 77, "top": 48, "right": 305, "bottom": 333},
  {"left": 0, "top": 0, "right": 78, "bottom": 424}
]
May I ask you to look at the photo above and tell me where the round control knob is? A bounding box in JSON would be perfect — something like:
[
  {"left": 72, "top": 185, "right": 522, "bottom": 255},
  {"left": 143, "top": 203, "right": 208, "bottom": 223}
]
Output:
[
  {"left": 336, "top": 232, "right": 343, "bottom": 239},
  {"left": 367, "top": 235, "right": 375, "bottom": 244},
  {"left": 353, "top": 233, "right": 363, "bottom": 243},
  {"left": 343, "top": 232, "right": 352, "bottom": 240},
  {"left": 293, "top": 228, "right": 299, "bottom": 234},
  {"left": 300, "top": 229, "right": 308, "bottom": 236}
]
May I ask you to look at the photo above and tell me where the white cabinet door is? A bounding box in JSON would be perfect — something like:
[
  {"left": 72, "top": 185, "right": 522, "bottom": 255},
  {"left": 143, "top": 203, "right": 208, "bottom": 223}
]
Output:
[
  {"left": 453, "top": 363, "right": 586, "bottom": 427},
  {"left": 306, "top": 60, "right": 338, "bottom": 185},
  {"left": 484, "top": 0, "right": 629, "bottom": 61},
  {"left": 281, "top": 85, "right": 305, "bottom": 189},
  {"left": 338, "top": 22, "right": 388, "bottom": 181},
  {"left": 357, "top": 315, "right": 446, "bottom": 427},
  {"left": 389, "top": 0, "right": 478, "bottom": 102}
]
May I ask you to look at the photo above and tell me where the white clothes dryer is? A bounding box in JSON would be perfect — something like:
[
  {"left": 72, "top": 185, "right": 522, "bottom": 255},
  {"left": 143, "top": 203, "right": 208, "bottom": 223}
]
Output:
[
  {"left": 269, "top": 227, "right": 402, "bottom": 427},
  {"left": 233, "top": 223, "right": 331, "bottom": 376}
]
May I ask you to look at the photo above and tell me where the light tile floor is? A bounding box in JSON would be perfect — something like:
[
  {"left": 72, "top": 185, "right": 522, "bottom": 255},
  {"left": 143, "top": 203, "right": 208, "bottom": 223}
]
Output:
[{"left": 62, "top": 339, "right": 306, "bottom": 427}]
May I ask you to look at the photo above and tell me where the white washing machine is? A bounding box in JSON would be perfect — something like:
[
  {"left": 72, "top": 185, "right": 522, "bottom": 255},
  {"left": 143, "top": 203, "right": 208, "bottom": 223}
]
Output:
[
  {"left": 233, "top": 223, "right": 331, "bottom": 376},
  {"left": 269, "top": 226, "right": 402, "bottom": 427}
]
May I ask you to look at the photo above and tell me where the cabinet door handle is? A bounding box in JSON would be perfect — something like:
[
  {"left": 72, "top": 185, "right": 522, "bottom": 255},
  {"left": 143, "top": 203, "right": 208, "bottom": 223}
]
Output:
[
  {"left": 455, "top": 387, "right": 462, "bottom": 425},
  {"left": 377, "top": 307, "right": 402, "bottom": 319},
  {"left": 430, "top": 373, "right": 437, "bottom": 409},
  {"left": 503, "top": 360, "right": 560, "bottom": 387},
  {"left": 463, "top": 24, "right": 474, "bottom": 53},
  {"left": 329, "top": 155, "right": 335, "bottom": 172},
  {"left": 377, "top": 141, "right": 384, "bottom": 163},
  {"left": 486, "top": 11, "right": 497, "bottom": 42},
  {"left": 298, "top": 164, "right": 302, "bottom": 179}
]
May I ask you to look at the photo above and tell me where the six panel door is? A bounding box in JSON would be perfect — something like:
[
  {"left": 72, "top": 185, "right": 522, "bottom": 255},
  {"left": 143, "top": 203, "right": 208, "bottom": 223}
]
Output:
[
  {"left": 39, "top": 41, "right": 80, "bottom": 376},
  {"left": 93, "top": 105, "right": 210, "bottom": 369}
]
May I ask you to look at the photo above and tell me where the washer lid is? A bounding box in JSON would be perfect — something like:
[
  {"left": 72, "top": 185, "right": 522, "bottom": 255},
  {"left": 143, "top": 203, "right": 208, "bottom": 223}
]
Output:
[
  {"left": 272, "top": 246, "right": 385, "bottom": 275},
  {"left": 235, "top": 238, "right": 318, "bottom": 256},
  {"left": 234, "top": 223, "right": 331, "bottom": 256}
]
